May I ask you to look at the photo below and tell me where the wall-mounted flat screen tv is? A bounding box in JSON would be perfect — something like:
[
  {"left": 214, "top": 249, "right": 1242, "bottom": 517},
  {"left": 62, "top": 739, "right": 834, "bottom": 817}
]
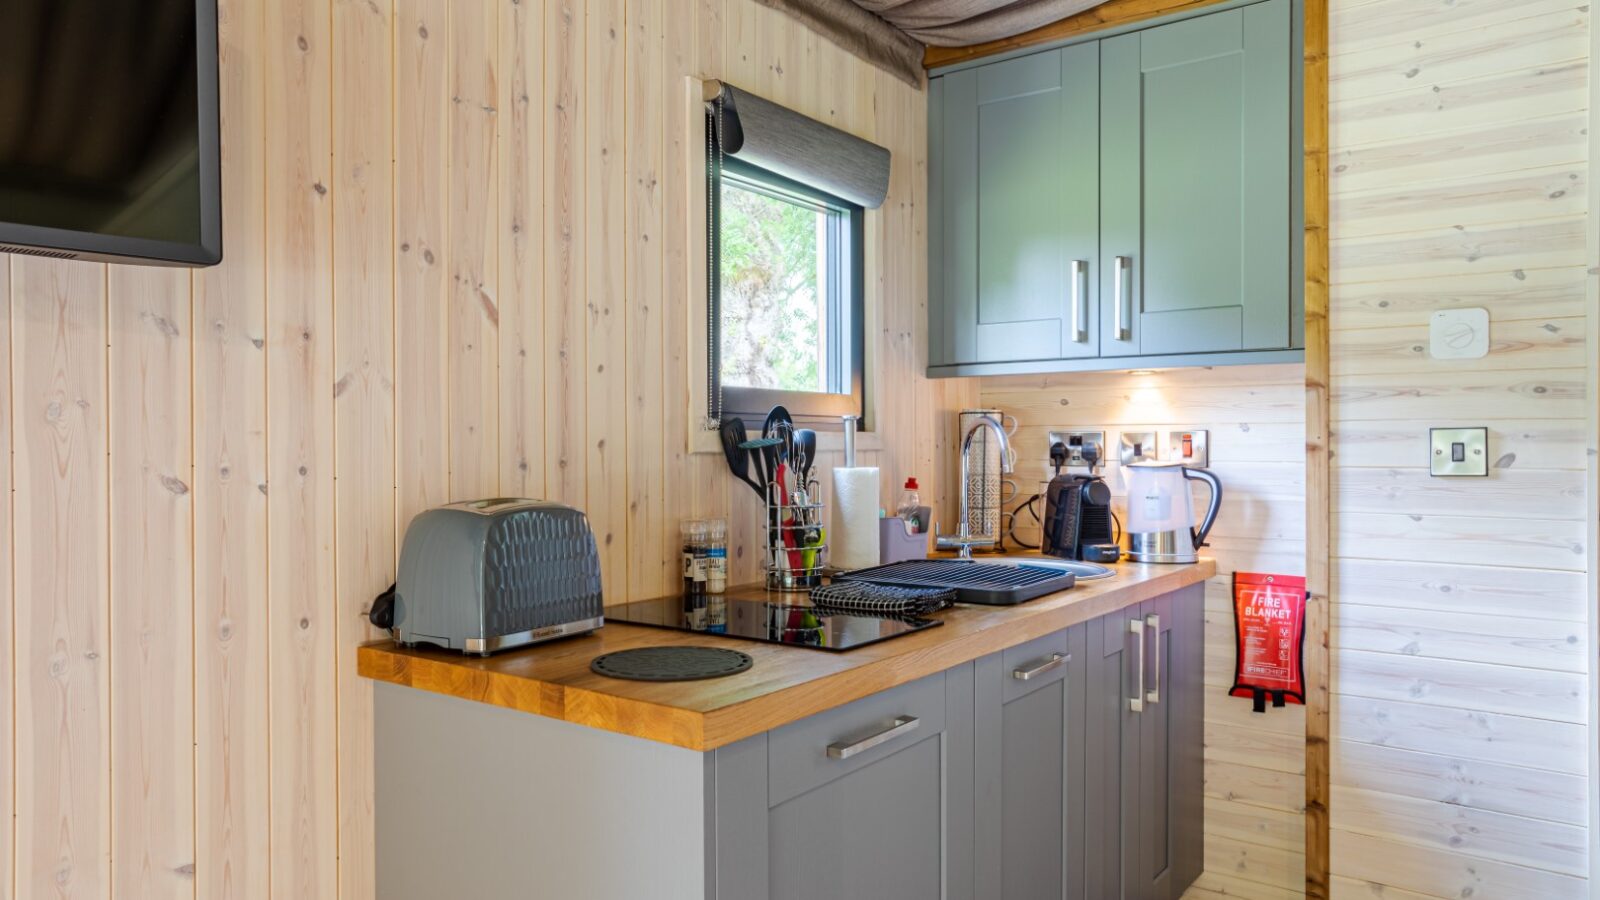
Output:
[{"left": 0, "top": 0, "right": 221, "bottom": 267}]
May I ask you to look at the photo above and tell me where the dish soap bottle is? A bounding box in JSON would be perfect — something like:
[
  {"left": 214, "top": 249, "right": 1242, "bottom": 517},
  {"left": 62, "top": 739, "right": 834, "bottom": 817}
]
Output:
[{"left": 897, "top": 478, "right": 922, "bottom": 533}]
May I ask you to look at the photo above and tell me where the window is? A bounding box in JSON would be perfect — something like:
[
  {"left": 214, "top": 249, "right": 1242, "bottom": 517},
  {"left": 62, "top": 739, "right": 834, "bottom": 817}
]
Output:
[{"left": 709, "top": 143, "right": 865, "bottom": 428}]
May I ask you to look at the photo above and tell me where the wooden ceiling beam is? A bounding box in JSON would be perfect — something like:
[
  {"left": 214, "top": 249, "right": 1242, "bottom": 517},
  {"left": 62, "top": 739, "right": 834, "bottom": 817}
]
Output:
[{"left": 922, "top": 0, "right": 1232, "bottom": 69}]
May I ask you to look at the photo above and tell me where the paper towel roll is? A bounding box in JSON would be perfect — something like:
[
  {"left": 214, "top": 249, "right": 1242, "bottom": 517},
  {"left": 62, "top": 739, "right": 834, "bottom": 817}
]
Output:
[{"left": 831, "top": 466, "right": 881, "bottom": 571}]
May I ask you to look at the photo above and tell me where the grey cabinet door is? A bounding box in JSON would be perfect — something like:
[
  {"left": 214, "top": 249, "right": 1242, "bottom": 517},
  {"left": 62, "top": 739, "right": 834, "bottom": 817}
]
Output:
[
  {"left": 1126, "top": 586, "right": 1207, "bottom": 900},
  {"left": 974, "top": 627, "right": 1088, "bottom": 900},
  {"left": 713, "top": 670, "right": 975, "bottom": 900},
  {"left": 936, "top": 43, "right": 1100, "bottom": 365},
  {"left": 1087, "top": 609, "right": 1142, "bottom": 899},
  {"left": 1100, "top": 0, "right": 1293, "bottom": 357}
]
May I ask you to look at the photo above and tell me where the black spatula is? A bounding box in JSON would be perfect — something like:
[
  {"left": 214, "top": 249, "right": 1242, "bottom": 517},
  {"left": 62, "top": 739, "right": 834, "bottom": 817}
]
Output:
[{"left": 719, "top": 418, "right": 765, "bottom": 500}]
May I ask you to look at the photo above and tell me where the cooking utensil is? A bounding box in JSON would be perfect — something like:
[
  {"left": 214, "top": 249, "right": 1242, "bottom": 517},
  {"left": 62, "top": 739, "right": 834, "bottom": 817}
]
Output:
[
  {"left": 794, "top": 428, "right": 817, "bottom": 483},
  {"left": 777, "top": 463, "right": 804, "bottom": 571},
  {"left": 763, "top": 405, "right": 794, "bottom": 462},
  {"left": 720, "top": 419, "right": 765, "bottom": 500},
  {"left": 739, "top": 436, "right": 782, "bottom": 496}
]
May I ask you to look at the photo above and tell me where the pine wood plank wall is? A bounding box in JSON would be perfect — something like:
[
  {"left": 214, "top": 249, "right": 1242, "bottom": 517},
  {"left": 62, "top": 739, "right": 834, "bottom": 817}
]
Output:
[
  {"left": 0, "top": 0, "right": 976, "bottom": 896},
  {"left": 1327, "top": 0, "right": 1592, "bottom": 896},
  {"left": 981, "top": 365, "right": 1309, "bottom": 899}
]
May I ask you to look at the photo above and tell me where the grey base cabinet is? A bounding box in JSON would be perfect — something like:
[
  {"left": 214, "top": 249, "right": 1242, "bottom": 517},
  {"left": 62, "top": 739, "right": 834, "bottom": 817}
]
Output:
[
  {"left": 974, "top": 625, "right": 1088, "bottom": 900},
  {"left": 711, "top": 671, "right": 972, "bottom": 900},
  {"left": 374, "top": 585, "right": 1204, "bottom": 900},
  {"left": 1088, "top": 584, "right": 1205, "bottom": 900}
]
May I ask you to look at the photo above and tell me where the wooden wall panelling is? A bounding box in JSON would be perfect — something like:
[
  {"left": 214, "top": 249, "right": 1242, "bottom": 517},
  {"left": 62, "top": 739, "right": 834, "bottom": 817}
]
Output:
[
  {"left": 545, "top": 0, "right": 586, "bottom": 507},
  {"left": 332, "top": 0, "right": 395, "bottom": 894},
  {"left": 109, "top": 265, "right": 196, "bottom": 898},
  {"left": 1, "top": 2, "right": 980, "bottom": 896},
  {"left": 587, "top": 0, "right": 627, "bottom": 592},
  {"left": 264, "top": 0, "right": 336, "bottom": 893},
  {"left": 448, "top": 0, "right": 501, "bottom": 500},
  {"left": 1327, "top": 0, "right": 1592, "bottom": 894},
  {"left": 498, "top": 0, "right": 545, "bottom": 499},
  {"left": 395, "top": 0, "right": 451, "bottom": 526},
  {"left": 0, "top": 258, "right": 10, "bottom": 900},
  {"left": 1332, "top": 829, "right": 1587, "bottom": 900},
  {"left": 1301, "top": 3, "right": 1331, "bottom": 884},
  {"left": 626, "top": 0, "right": 668, "bottom": 599},
  {"left": 14, "top": 259, "right": 111, "bottom": 896},
  {"left": 194, "top": 0, "right": 271, "bottom": 891}
]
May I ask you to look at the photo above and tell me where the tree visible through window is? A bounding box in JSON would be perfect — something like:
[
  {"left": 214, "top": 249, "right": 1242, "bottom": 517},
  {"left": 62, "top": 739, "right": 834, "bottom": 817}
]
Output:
[
  {"left": 710, "top": 154, "right": 863, "bottom": 426},
  {"left": 719, "top": 178, "right": 827, "bottom": 393}
]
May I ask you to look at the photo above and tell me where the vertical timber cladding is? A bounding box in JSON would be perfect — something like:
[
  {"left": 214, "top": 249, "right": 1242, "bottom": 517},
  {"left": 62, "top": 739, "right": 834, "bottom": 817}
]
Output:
[{"left": 0, "top": 1, "right": 975, "bottom": 897}]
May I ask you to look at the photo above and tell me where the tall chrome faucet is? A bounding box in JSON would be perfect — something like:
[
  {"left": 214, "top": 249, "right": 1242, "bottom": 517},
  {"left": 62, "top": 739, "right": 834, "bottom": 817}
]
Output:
[{"left": 935, "top": 415, "right": 1013, "bottom": 559}]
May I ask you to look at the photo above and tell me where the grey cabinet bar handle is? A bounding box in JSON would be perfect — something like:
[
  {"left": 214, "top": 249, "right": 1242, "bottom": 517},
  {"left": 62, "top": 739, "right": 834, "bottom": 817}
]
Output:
[
  {"left": 1128, "top": 618, "right": 1145, "bottom": 713},
  {"left": 827, "top": 715, "right": 920, "bottom": 760},
  {"left": 1146, "top": 614, "right": 1162, "bottom": 705},
  {"left": 1070, "top": 260, "right": 1088, "bottom": 343},
  {"left": 1012, "top": 652, "right": 1069, "bottom": 681},
  {"left": 1113, "top": 255, "right": 1132, "bottom": 341}
]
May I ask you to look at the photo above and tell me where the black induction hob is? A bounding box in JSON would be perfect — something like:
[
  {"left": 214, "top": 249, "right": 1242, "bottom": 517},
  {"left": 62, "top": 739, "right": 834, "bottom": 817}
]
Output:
[{"left": 603, "top": 594, "right": 941, "bottom": 652}]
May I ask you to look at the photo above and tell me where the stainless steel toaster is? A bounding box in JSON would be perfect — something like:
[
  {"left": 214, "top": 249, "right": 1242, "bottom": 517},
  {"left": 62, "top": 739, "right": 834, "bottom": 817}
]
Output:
[{"left": 390, "top": 498, "right": 604, "bottom": 655}]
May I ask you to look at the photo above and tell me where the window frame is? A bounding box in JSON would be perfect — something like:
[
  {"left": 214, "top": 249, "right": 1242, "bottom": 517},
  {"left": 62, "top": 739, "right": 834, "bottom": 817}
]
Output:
[{"left": 709, "top": 152, "right": 867, "bottom": 431}]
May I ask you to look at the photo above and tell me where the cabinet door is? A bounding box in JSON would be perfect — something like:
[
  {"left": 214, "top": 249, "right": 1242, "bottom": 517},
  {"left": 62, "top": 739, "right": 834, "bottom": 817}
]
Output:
[
  {"left": 938, "top": 44, "right": 1100, "bottom": 366},
  {"left": 974, "top": 627, "right": 1088, "bottom": 900},
  {"left": 1100, "top": 0, "right": 1293, "bottom": 357},
  {"left": 1087, "top": 609, "right": 1143, "bottom": 899},
  {"left": 1129, "top": 586, "right": 1206, "bottom": 900},
  {"left": 714, "top": 671, "right": 975, "bottom": 900}
]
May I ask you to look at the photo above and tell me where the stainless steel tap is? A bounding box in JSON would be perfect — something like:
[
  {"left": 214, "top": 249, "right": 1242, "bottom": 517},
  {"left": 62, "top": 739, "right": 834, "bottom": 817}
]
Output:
[{"left": 934, "top": 415, "right": 1013, "bottom": 559}]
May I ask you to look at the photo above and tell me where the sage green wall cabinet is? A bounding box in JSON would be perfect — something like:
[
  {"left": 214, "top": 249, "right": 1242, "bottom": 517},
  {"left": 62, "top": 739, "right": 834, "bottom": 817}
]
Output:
[
  {"left": 931, "top": 44, "right": 1100, "bottom": 367},
  {"left": 973, "top": 626, "right": 1089, "bottom": 899},
  {"left": 1087, "top": 584, "right": 1205, "bottom": 900},
  {"left": 1101, "top": 0, "right": 1293, "bottom": 357},
  {"left": 927, "top": 0, "right": 1301, "bottom": 376}
]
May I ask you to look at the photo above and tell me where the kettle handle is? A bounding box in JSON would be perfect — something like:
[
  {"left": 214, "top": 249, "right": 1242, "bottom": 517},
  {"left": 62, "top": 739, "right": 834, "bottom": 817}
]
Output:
[{"left": 1183, "top": 468, "right": 1223, "bottom": 550}]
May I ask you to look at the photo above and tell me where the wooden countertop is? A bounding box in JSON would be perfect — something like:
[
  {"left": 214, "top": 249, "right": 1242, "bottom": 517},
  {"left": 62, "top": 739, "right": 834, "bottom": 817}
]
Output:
[{"left": 357, "top": 558, "right": 1215, "bottom": 751}]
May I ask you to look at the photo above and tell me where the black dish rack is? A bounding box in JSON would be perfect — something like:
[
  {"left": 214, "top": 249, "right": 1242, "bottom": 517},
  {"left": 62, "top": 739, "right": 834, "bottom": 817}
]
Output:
[{"left": 833, "top": 559, "right": 1076, "bottom": 606}]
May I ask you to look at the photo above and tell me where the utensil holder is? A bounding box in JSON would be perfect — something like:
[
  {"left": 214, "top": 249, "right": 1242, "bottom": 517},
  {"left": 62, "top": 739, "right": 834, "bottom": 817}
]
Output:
[{"left": 765, "top": 479, "right": 828, "bottom": 592}]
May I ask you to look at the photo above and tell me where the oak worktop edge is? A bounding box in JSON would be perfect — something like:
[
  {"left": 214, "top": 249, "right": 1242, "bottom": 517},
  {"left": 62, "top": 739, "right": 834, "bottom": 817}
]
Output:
[{"left": 359, "top": 559, "right": 1216, "bottom": 750}]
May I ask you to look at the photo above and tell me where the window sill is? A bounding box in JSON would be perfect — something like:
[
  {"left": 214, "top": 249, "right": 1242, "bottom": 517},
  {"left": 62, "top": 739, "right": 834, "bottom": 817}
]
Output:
[{"left": 690, "top": 428, "right": 884, "bottom": 456}]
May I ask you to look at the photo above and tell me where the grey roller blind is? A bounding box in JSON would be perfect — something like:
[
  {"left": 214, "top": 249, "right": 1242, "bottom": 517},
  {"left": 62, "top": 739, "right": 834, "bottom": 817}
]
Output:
[{"left": 708, "top": 81, "right": 891, "bottom": 209}]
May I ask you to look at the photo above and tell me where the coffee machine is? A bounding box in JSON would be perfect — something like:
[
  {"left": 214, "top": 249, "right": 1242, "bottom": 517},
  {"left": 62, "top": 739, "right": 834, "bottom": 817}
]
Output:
[{"left": 1041, "top": 441, "right": 1120, "bottom": 563}]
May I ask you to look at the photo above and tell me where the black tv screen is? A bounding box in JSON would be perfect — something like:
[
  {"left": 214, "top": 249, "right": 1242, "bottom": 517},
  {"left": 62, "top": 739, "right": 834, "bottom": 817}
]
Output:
[{"left": 0, "top": 0, "right": 221, "bottom": 266}]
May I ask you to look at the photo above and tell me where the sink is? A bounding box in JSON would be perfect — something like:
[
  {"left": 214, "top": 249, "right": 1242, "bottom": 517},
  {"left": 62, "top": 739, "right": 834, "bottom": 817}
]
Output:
[{"left": 968, "top": 557, "right": 1116, "bottom": 581}]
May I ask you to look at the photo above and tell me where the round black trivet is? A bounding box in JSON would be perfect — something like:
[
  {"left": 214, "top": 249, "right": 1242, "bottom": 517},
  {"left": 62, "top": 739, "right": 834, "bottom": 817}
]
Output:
[{"left": 590, "top": 646, "right": 753, "bottom": 682}]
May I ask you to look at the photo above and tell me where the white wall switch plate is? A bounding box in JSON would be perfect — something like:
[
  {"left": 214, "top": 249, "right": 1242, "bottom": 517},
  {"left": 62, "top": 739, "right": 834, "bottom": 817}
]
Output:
[
  {"left": 1164, "top": 430, "right": 1209, "bottom": 467},
  {"left": 1119, "top": 431, "right": 1158, "bottom": 467},
  {"left": 1430, "top": 308, "right": 1489, "bottom": 359},
  {"left": 1430, "top": 427, "right": 1488, "bottom": 477}
]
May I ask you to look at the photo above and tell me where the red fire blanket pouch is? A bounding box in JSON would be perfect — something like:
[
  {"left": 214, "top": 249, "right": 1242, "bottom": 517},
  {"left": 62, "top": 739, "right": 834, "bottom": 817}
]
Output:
[{"left": 1230, "top": 572, "right": 1307, "bottom": 713}]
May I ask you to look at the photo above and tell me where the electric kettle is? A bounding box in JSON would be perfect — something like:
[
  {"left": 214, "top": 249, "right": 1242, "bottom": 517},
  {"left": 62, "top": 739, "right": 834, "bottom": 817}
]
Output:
[{"left": 1122, "top": 461, "right": 1222, "bottom": 564}]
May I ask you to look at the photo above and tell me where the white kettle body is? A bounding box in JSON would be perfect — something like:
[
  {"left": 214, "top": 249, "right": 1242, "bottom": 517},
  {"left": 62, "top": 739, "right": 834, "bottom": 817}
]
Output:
[{"left": 1122, "top": 461, "right": 1223, "bottom": 564}]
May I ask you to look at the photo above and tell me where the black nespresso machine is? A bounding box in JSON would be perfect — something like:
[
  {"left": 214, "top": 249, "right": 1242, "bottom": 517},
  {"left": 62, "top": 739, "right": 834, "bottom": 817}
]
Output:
[{"left": 1041, "top": 441, "right": 1120, "bottom": 563}]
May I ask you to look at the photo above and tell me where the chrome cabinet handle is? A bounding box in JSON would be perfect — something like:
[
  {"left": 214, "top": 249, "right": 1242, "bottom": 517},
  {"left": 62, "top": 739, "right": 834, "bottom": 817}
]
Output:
[
  {"left": 1013, "top": 652, "right": 1069, "bottom": 681},
  {"left": 1070, "top": 260, "right": 1088, "bottom": 343},
  {"left": 827, "top": 716, "right": 920, "bottom": 760},
  {"left": 1128, "top": 618, "right": 1145, "bottom": 713},
  {"left": 1146, "top": 614, "right": 1162, "bottom": 705},
  {"left": 1113, "top": 255, "right": 1132, "bottom": 341}
]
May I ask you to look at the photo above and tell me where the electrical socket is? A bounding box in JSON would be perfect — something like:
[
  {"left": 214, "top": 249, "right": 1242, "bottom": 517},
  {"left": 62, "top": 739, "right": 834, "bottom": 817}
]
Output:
[{"left": 1047, "top": 430, "right": 1106, "bottom": 470}]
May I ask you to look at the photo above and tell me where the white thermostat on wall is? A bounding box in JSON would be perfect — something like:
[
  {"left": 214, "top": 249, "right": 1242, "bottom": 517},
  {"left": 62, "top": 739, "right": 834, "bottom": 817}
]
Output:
[{"left": 1429, "top": 307, "right": 1489, "bottom": 359}]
